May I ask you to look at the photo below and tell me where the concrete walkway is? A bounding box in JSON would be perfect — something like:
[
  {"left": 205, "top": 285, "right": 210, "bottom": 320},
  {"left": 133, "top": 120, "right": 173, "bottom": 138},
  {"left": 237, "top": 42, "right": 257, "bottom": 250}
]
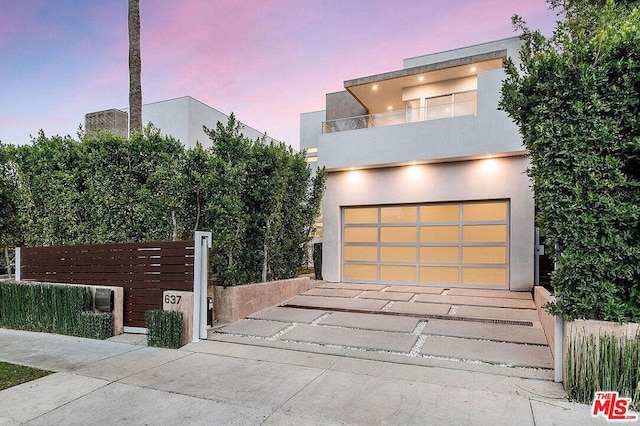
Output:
[
  {"left": 211, "top": 283, "right": 554, "bottom": 380},
  {"left": 0, "top": 328, "right": 606, "bottom": 425}
]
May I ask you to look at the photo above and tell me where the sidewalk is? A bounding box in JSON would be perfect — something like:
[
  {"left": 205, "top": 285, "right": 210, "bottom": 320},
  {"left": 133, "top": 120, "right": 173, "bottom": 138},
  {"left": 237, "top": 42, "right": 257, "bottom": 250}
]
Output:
[{"left": 0, "top": 329, "right": 607, "bottom": 425}]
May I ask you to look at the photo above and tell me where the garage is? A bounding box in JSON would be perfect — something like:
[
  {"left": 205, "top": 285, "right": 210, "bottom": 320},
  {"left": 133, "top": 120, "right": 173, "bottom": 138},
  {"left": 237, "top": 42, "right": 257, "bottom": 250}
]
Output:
[{"left": 342, "top": 200, "right": 509, "bottom": 288}]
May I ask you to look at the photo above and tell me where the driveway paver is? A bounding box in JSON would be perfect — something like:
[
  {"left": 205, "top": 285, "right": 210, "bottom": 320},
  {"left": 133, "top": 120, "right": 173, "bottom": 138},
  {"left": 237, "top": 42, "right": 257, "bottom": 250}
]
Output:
[
  {"left": 415, "top": 293, "right": 535, "bottom": 309},
  {"left": 285, "top": 295, "right": 389, "bottom": 311},
  {"left": 386, "top": 301, "right": 451, "bottom": 316},
  {"left": 359, "top": 291, "right": 414, "bottom": 301},
  {"left": 217, "top": 319, "right": 291, "bottom": 337},
  {"left": 421, "top": 335, "right": 554, "bottom": 369},
  {"left": 282, "top": 324, "right": 419, "bottom": 352},
  {"left": 422, "top": 318, "right": 548, "bottom": 345},
  {"left": 318, "top": 311, "right": 420, "bottom": 333},
  {"left": 248, "top": 306, "right": 327, "bottom": 323}
]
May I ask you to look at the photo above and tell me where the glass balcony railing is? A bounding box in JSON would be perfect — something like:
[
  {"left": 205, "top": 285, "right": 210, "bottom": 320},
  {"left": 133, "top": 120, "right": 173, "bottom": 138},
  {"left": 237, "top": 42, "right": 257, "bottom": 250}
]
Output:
[{"left": 323, "top": 91, "right": 477, "bottom": 134}]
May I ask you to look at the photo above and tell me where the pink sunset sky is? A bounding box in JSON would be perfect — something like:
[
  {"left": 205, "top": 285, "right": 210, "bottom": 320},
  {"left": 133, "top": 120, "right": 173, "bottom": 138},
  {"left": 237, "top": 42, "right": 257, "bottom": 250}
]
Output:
[{"left": 0, "top": 0, "right": 557, "bottom": 149}]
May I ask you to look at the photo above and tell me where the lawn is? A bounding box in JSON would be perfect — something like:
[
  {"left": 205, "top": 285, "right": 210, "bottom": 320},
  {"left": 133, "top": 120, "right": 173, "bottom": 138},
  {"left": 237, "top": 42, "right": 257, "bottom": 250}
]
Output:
[{"left": 0, "top": 361, "right": 51, "bottom": 390}]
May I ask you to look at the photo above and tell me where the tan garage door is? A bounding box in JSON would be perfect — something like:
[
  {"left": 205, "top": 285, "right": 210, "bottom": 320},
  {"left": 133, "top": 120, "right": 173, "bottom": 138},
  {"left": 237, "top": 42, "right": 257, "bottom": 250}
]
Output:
[{"left": 342, "top": 201, "right": 509, "bottom": 288}]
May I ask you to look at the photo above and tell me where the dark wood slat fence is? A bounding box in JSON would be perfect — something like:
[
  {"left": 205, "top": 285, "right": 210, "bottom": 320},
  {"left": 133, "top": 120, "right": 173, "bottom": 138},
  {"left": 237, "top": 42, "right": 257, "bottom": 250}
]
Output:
[{"left": 20, "top": 241, "right": 194, "bottom": 328}]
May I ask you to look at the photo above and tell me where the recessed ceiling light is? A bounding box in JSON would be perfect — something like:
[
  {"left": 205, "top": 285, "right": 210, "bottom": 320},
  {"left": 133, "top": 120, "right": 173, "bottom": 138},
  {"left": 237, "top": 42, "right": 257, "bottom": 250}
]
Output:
[
  {"left": 387, "top": 106, "right": 393, "bottom": 111},
  {"left": 418, "top": 76, "right": 424, "bottom": 82},
  {"left": 470, "top": 66, "right": 477, "bottom": 72},
  {"left": 372, "top": 84, "right": 378, "bottom": 91}
]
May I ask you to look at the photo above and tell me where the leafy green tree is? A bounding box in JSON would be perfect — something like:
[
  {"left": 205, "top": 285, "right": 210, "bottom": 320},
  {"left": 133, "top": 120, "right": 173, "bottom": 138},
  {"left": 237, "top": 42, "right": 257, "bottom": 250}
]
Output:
[
  {"left": 14, "top": 127, "right": 187, "bottom": 245},
  {"left": 15, "top": 132, "right": 85, "bottom": 246},
  {"left": 204, "top": 115, "right": 252, "bottom": 285},
  {"left": 10, "top": 115, "right": 324, "bottom": 287},
  {"left": 0, "top": 142, "right": 21, "bottom": 276},
  {"left": 127, "top": 126, "right": 185, "bottom": 241},
  {"left": 181, "top": 142, "right": 210, "bottom": 236},
  {"left": 203, "top": 115, "right": 325, "bottom": 286},
  {"left": 500, "top": 0, "right": 640, "bottom": 322}
]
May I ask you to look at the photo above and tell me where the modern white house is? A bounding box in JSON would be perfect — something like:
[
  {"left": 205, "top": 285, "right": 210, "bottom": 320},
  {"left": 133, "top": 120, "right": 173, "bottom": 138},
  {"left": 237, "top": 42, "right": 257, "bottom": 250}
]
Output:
[
  {"left": 85, "top": 96, "right": 271, "bottom": 148},
  {"left": 300, "top": 36, "right": 536, "bottom": 291}
]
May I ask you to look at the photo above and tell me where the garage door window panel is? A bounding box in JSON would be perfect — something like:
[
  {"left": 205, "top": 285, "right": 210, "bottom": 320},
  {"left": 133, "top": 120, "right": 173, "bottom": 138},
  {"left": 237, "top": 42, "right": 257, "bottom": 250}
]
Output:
[
  {"left": 380, "top": 226, "right": 417, "bottom": 243},
  {"left": 380, "top": 265, "right": 417, "bottom": 282},
  {"left": 344, "top": 245, "right": 378, "bottom": 262},
  {"left": 380, "top": 246, "right": 417, "bottom": 262}
]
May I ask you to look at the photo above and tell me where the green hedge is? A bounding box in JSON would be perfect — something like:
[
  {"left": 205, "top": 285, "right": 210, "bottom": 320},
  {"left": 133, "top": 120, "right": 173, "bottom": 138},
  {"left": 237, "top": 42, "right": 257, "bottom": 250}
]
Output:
[
  {"left": 0, "top": 281, "right": 113, "bottom": 339},
  {"left": 566, "top": 331, "right": 640, "bottom": 410},
  {"left": 500, "top": 2, "right": 640, "bottom": 322},
  {"left": 78, "top": 311, "right": 114, "bottom": 340},
  {"left": 146, "top": 310, "right": 184, "bottom": 349}
]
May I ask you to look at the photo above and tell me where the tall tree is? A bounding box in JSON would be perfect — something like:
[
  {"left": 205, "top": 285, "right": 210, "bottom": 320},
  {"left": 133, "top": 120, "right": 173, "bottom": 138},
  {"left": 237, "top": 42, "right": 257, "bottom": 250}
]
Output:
[
  {"left": 0, "top": 142, "right": 21, "bottom": 277},
  {"left": 128, "top": 0, "right": 142, "bottom": 135}
]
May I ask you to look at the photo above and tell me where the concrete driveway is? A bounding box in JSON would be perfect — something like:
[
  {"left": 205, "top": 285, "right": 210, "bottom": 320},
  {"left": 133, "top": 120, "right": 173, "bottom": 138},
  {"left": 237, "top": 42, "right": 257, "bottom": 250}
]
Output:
[{"left": 211, "top": 282, "right": 554, "bottom": 381}]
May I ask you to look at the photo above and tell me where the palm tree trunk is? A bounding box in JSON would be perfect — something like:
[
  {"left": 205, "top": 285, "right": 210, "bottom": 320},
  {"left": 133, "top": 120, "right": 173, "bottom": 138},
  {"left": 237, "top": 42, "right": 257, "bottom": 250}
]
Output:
[{"left": 128, "top": 0, "right": 142, "bottom": 135}]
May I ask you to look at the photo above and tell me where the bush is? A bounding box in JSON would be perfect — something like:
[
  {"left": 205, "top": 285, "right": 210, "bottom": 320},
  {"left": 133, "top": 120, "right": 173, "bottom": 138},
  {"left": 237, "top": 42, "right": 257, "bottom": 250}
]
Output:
[
  {"left": 146, "top": 310, "right": 184, "bottom": 349},
  {"left": 78, "top": 311, "right": 114, "bottom": 340},
  {"left": 204, "top": 115, "right": 325, "bottom": 286},
  {"left": 500, "top": 3, "right": 640, "bottom": 322},
  {"left": 0, "top": 281, "right": 92, "bottom": 335}
]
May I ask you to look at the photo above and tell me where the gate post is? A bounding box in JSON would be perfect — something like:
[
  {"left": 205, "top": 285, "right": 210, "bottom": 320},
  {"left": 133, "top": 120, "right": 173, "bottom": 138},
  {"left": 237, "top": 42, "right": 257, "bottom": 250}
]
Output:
[
  {"left": 14, "top": 247, "right": 21, "bottom": 281},
  {"left": 192, "top": 231, "right": 212, "bottom": 342},
  {"left": 554, "top": 315, "right": 564, "bottom": 383}
]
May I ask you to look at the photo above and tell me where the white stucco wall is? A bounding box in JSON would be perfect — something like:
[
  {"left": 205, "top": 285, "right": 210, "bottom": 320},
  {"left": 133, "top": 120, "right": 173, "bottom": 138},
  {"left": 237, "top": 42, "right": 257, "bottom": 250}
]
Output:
[
  {"left": 300, "top": 110, "right": 325, "bottom": 150},
  {"left": 321, "top": 156, "right": 534, "bottom": 290},
  {"left": 403, "top": 37, "right": 522, "bottom": 69},
  {"left": 140, "top": 96, "right": 271, "bottom": 149},
  {"left": 317, "top": 68, "right": 521, "bottom": 170}
]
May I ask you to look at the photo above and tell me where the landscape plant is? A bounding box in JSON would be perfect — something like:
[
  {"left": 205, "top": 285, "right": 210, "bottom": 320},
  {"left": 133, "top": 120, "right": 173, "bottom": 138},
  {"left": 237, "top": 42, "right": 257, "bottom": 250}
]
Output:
[
  {"left": 145, "top": 310, "right": 184, "bottom": 349},
  {"left": 77, "top": 311, "right": 114, "bottom": 340},
  {"left": 203, "top": 114, "right": 326, "bottom": 286},
  {"left": 0, "top": 281, "right": 112, "bottom": 339},
  {"left": 500, "top": 0, "right": 640, "bottom": 323},
  {"left": 566, "top": 330, "right": 639, "bottom": 409},
  {"left": 0, "top": 142, "right": 21, "bottom": 277},
  {"left": 4, "top": 116, "right": 325, "bottom": 286}
]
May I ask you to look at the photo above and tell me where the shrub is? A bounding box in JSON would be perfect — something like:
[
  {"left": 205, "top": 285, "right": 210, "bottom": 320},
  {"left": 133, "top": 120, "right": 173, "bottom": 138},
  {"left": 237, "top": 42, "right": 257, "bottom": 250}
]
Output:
[
  {"left": 78, "top": 311, "right": 114, "bottom": 340},
  {"left": 500, "top": 3, "right": 640, "bottom": 322},
  {"left": 146, "top": 310, "right": 184, "bottom": 349},
  {"left": 204, "top": 115, "right": 325, "bottom": 286},
  {"left": 0, "top": 281, "right": 91, "bottom": 335},
  {"left": 566, "top": 331, "right": 640, "bottom": 410}
]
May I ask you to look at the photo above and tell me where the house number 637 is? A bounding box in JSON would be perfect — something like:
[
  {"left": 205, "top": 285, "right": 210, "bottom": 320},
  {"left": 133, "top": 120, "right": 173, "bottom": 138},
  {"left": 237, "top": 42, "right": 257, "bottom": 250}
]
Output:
[{"left": 164, "top": 295, "right": 182, "bottom": 304}]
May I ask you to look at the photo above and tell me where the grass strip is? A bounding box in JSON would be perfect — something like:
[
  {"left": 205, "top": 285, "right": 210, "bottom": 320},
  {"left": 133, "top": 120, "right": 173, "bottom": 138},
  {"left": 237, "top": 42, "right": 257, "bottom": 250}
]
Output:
[{"left": 0, "top": 361, "right": 52, "bottom": 390}]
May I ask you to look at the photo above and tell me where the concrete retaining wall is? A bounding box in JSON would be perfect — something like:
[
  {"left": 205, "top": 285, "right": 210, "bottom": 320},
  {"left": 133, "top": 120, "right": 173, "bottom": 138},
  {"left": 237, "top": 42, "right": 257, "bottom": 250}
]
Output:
[
  {"left": 534, "top": 286, "right": 556, "bottom": 357},
  {"left": 214, "top": 277, "right": 310, "bottom": 323}
]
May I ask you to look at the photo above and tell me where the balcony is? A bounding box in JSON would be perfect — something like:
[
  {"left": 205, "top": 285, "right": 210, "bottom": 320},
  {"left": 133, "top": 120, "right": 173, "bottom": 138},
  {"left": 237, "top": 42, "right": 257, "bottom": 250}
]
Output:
[{"left": 323, "top": 90, "right": 477, "bottom": 134}]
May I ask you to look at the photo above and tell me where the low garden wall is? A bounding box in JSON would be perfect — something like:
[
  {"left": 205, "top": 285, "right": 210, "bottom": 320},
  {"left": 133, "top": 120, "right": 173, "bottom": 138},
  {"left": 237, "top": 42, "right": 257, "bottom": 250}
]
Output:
[
  {"left": 534, "top": 286, "right": 556, "bottom": 357},
  {"left": 213, "top": 277, "right": 310, "bottom": 322},
  {"left": 0, "top": 280, "right": 121, "bottom": 339}
]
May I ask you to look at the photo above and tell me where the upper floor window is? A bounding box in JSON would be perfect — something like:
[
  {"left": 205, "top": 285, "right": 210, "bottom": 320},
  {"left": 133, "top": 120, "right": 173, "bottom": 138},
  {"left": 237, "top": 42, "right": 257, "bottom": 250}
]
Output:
[{"left": 407, "top": 90, "right": 477, "bottom": 122}]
